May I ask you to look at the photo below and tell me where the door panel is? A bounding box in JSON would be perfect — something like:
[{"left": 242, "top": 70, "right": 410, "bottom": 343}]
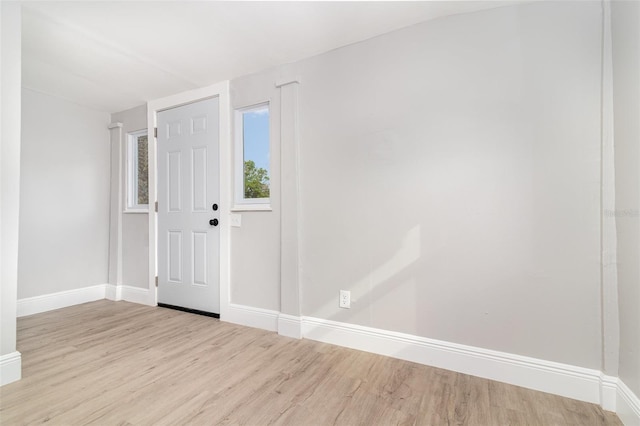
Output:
[
  {"left": 168, "top": 231, "right": 183, "bottom": 282},
  {"left": 193, "top": 231, "right": 207, "bottom": 285},
  {"left": 168, "top": 152, "right": 182, "bottom": 212},
  {"left": 157, "top": 97, "right": 220, "bottom": 314},
  {"left": 192, "top": 147, "right": 207, "bottom": 212}
]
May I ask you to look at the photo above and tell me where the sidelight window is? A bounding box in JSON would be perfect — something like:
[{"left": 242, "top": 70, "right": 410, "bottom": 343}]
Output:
[
  {"left": 234, "top": 103, "right": 270, "bottom": 209},
  {"left": 127, "top": 129, "right": 149, "bottom": 211}
]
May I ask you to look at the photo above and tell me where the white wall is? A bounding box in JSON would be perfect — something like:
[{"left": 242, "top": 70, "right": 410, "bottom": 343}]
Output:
[
  {"left": 231, "top": 1, "right": 604, "bottom": 369},
  {"left": 1, "top": 0, "right": 23, "bottom": 385},
  {"left": 612, "top": 0, "right": 640, "bottom": 398},
  {"left": 18, "top": 89, "right": 111, "bottom": 299},
  {"left": 122, "top": 216, "right": 149, "bottom": 288},
  {"left": 111, "top": 104, "right": 149, "bottom": 289},
  {"left": 300, "top": 1, "right": 604, "bottom": 369}
]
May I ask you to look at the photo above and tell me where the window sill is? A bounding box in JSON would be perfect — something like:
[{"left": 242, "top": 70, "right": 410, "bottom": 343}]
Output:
[
  {"left": 231, "top": 204, "right": 272, "bottom": 212},
  {"left": 124, "top": 209, "right": 149, "bottom": 214}
]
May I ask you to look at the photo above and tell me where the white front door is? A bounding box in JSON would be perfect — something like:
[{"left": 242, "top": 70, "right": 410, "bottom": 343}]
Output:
[{"left": 157, "top": 97, "right": 220, "bottom": 315}]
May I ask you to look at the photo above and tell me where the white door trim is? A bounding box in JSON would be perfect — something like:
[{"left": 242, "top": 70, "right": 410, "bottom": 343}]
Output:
[{"left": 147, "top": 81, "right": 231, "bottom": 319}]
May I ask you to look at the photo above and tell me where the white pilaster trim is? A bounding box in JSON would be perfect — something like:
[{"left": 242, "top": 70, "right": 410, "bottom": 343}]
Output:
[
  {"left": 600, "top": 0, "right": 620, "bottom": 378},
  {"left": 278, "top": 77, "right": 302, "bottom": 319},
  {"left": 275, "top": 77, "right": 301, "bottom": 88},
  {"left": 0, "top": 351, "right": 21, "bottom": 386},
  {"left": 108, "top": 121, "right": 124, "bottom": 295}
]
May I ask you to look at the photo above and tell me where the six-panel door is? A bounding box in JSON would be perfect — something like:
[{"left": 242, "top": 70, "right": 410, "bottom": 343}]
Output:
[{"left": 157, "top": 97, "right": 220, "bottom": 314}]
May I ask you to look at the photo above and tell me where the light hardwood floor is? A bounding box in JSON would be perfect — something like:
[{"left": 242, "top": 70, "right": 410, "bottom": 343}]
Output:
[{"left": 0, "top": 300, "right": 622, "bottom": 425}]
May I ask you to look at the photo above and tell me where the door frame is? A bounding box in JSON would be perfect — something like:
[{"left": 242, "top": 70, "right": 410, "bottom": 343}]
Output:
[{"left": 147, "top": 81, "right": 231, "bottom": 319}]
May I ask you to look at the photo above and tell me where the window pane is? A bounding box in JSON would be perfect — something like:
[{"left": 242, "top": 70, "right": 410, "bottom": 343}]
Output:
[
  {"left": 137, "top": 135, "right": 149, "bottom": 205},
  {"left": 242, "top": 107, "right": 270, "bottom": 199}
]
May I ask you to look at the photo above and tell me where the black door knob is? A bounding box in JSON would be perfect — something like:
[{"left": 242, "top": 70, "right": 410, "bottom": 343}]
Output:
[
  {"left": 212, "top": 203, "right": 218, "bottom": 211},
  {"left": 209, "top": 219, "right": 219, "bottom": 226}
]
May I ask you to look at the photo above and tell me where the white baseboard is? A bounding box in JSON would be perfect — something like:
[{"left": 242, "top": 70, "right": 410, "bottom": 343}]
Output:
[
  {"left": 617, "top": 380, "right": 640, "bottom": 426},
  {"left": 218, "top": 307, "right": 621, "bottom": 407},
  {"left": 122, "top": 285, "right": 153, "bottom": 305},
  {"left": 106, "top": 284, "right": 154, "bottom": 306},
  {"left": 302, "top": 316, "right": 605, "bottom": 406},
  {"left": 600, "top": 373, "right": 619, "bottom": 412},
  {"left": 18, "top": 284, "right": 153, "bottom": 317},
  {"left": 105, "top": 284, "right": 122, "bottom": 301},
  {"left": 17, "top": 284, "right": 107, "bottom": 317},
  {"left": 278, "top": 314, "right": 302, "bottom": 339},
  {"left": 223, "top": 303, "right": 279, "bottom": 331},
  {"left": 0, "top": 351, "right": 22, "bottom": 386}
]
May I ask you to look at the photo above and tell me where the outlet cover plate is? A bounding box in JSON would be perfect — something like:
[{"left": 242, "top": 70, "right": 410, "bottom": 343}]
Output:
[
  {"left": 339, "top": 290, "right": 351, "bottom": 309},
  {"left": 230, "top": 213, "right": 241, "bottom": 227}
]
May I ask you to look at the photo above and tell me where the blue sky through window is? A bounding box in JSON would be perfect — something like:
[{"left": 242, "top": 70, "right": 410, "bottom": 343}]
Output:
[{"left": 243, "top": 107, "right": 270, "bottom": 174}]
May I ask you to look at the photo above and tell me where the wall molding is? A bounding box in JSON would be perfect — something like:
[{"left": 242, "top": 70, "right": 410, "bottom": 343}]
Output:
[
  {"left": 122, "top": 285, "right": 151, "bottom": 306},
  {"left": 122, "top": 285, "right": 154, "bottom": 306},
  {"left": 600, "top": 0, "right": 621, "bottom": 381},
  {"left": 18, "top": 284, "right": 155, "bottom": 318},
  {"left": 17, "top": 284, "right": 107, "bottom": 317},
  {"left": 275, "top": 77, "right": 301, "bottom": 88},
  {"left": 223, "top": 303, "right": 278, "bottom": 332},
  {"left": 107, "top": 122, "right": 123, "bottom": 290},
  {"left": 301, "top": 316, "right": 607, "bottom": 405},
  {"left": 0, "top": 351, "right": 21, "bottom": 386},
  {"left": 278, "top": 314, "right": 302, "bottom": 339},
  {"left": 105, "top": 284, "right": 122, "bottom": 301},
  {"left": 617, "top": 380, "right": 640, "bottom": 426},
  {"left": 600, "top": 373, "right": 619, "bottom": 411},
  {"left": 105, "top": 284, "right": 154, "bottom": 306},
  {"left": 222, "top": 305, "right": 623, "bottom": 408},
  {"left": 278, "top": 75, "right": 302, "bottom": 327}
]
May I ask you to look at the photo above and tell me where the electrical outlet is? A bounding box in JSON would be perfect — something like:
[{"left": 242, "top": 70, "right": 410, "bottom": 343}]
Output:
[
  {"left": 339, "top": 290, "right": 351, "bottom": 309},
  {"left": 230, "top": 213, "right": 241, "bottom": 227}
]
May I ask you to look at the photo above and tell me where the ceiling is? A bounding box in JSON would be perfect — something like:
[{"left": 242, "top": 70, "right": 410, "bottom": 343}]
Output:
[{"left": 21, "top": 1, "right": 519, "bottom": 113}]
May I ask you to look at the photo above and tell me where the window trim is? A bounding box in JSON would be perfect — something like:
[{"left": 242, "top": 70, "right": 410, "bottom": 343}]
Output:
[
  {"left": 125, "top": 129, "right": 149, "bottom": 213},
  {"left": 234, "top": 102, "right": 271, "bottom": 209}
]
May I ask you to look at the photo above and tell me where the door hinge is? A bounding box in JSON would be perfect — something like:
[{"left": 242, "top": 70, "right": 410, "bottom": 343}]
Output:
[
  {"left": 155, "top": 276, "right": 159, "bottom": 287},
  {"left": 155, "top": 201, "right": 158, "bottom": 212},
  {"left": 154, "top": 127, "right": 158, "bottom": 138}
]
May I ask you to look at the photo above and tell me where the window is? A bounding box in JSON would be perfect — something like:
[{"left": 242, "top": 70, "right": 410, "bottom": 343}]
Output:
[
  {"left": 127, "top": 129, "right": 149, "bottom": 211},
  {"left": 234, "top": 103, "right": 270, "bottom": 208}
]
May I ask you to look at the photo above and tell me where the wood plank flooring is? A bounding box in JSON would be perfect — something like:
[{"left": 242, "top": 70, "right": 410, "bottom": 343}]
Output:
[{"left": 0, "top": 300, "right": 622, "bottom": 425}]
